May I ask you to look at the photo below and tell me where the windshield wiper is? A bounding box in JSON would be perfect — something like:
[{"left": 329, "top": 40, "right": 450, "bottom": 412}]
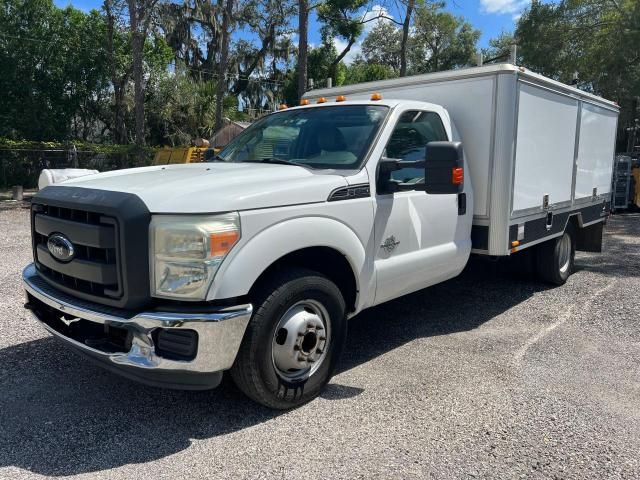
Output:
[{"left": 243, "top": 158, "right": 308, "bottom": 168}]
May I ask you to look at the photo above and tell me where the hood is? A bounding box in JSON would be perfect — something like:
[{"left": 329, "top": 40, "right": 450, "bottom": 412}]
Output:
[{"left": 61, "top": 162, "right": 348, "bottom": 213}]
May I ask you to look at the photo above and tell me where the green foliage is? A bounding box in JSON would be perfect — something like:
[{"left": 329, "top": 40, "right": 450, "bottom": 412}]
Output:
[
  {"left": 343, "top": 62, "right": 398, "bottom": 85},
  {"left": 357, "top": 4, "right": 480, "bottom": 78},
  {"left": 146, "top": 68, "right": 219, "bottom": 146},
  {"left": 317, "top": 0, "right": 368, "bottom": 46},
  {"left": 309, "top": 43, "right": 346, "bottom": 84},
  {"left": 361, "top": 22, "right": 402, "bottom": 73},
  {"left": 409, "top": 3, "right": 480, "bottom": 73},
  {"left": 317, "top": 0, "right": 369, "bottom": 80},
  {"left": 3, "top": 0, "right": 636, "bottom": 155},
  {"left": 0, "top": 0, "right": 111, "bottom": 141},
  {"left": 481, "top": 31, "right": 514, "bottom": 62}
]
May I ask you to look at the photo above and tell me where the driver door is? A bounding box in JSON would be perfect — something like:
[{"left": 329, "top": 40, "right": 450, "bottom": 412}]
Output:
[{"left": 372, "top": 109, "right": 466, "bottom": 305}]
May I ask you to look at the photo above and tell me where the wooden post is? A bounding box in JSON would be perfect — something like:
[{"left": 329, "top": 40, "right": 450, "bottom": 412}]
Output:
[{"left": 12, "top": 185, "right": 23, "bottom": 201}]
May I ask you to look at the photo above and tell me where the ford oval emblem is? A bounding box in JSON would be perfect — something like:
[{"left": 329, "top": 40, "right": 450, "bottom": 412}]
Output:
[{"left": 47, "top": 233, "right": 75, "bottom": 262}]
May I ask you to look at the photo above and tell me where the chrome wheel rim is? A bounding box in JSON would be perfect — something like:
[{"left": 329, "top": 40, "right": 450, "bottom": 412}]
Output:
[
  {"left": 558, "top": 233, "right": 571, "bottom": 274},
  {"left": 271, "top": 300, "right": 331, "bottom": 382}
]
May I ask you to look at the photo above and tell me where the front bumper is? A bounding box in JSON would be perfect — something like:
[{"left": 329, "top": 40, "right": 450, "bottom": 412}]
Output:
[{"left": 22, "top": 263, "right": 252, "bottom": 390}]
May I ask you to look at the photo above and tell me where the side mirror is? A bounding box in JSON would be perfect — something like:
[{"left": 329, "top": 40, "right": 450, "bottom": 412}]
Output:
[{"left": 425, "top": 141, "right": 464, "bottom": 195}]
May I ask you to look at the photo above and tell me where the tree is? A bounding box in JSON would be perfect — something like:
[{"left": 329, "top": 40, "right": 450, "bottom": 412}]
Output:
[
  {"left": 309, "top": 42, "right": 346, "bottom": 86},
  {"left": 360, "top": 0, "right": 425, "bottom": 77},
  {"left": 409, "top": 4, "right": 480, "bottom": 74},
  {"left": 317, "top": 0, "right": 369, "bottom": 82},
  {"left": 399, "top": 0, "right": 416, "bottom": 76},
  {"left": 482, "top": 31, "right": 514, "bottom": 64},
  {"left": 215, "top": 0, "right": 235, "bottom": 132},
  {"left": 146, "top": 68, "right": 219, "bottom": 146},
  {"left": 343, "top": 61, "right": 397, "bottom": 85},
  {"left": 125, "top": 0, "right": 158, "bottom": 149},
  {"left": 230, "top": 0, "right": 296, "bottom": 98},
  {"left": 104, "top": 0, "right": 130, "bottom": 143},
  {"left": 0, "top": 0, "right": 111, "bottom": 141},
  {"left": 361, "top": 21, "right": 402, "bottom": 73},
  {"left": 298, "top": 0, "right": 310, "bottom": 100}
]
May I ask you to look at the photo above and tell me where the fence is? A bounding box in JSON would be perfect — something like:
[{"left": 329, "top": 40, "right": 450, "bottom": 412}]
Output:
[{"left": 0, "top": 146, "right": 156, "bottom": 189}]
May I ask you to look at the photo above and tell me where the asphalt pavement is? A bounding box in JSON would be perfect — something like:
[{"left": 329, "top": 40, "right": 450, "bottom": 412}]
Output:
[{"left": 0, "top": 207, "right": 638, "bottom": 479}]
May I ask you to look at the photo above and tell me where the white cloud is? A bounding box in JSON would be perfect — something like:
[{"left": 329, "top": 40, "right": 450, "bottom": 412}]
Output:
[
  {"left": 480, "top": 0, "right": 528, "bottom": 15},
  {"left": 362, "top": 4, "right": 394, "bottom": 33}
]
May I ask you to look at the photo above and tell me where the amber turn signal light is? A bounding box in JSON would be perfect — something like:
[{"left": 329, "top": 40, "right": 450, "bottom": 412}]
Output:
[
  {"left": 210, "top": 231, "right": 240, "bottom": 257},
  {"left": 317, "top": 97, "right": 327, "bottom": 104},
  {"left": 370, "top": 92, "right": 383, "bottom": 101},
  {"left": 336, "top": 95, "right": 346, "bottom": 102},
  {"left": 300, "top": 99, "right": 310, "bottom": 106},
  {"left": 452, "top": 167, "right": 464, "bottom": 185}
]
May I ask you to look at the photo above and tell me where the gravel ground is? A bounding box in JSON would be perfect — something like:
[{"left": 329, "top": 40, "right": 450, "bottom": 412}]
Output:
[{"left": 0, "top": 207, "right": 639, "bottom": 480}]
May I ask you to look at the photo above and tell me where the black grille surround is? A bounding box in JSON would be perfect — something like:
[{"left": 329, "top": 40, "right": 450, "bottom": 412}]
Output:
[{"left": 31, "top": 186, "right": 151, "bottom": 309}]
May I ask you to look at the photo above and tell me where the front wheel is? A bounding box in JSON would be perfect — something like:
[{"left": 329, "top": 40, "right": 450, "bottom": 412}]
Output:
[
  {"left": 536, "top": 227, "right": 575, "bottom": 285},
  {"left": 230, "top": 268, "right": 346, "bottom": 409}
]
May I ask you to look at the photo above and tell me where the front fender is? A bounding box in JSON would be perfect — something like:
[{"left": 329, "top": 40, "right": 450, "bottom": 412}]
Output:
[{"left": 207, "top": 216, "right": 369, "bottom": 306}]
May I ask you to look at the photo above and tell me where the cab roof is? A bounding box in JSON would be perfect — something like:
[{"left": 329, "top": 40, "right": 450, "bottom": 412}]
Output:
[{"left": 283, "top": 99, "right": 446, "bottom": 113}]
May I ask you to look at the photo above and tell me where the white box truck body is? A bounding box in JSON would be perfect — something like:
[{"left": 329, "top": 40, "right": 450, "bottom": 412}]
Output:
[
  {"left": 304, "top": 64, "right": 618, "bottom": 256},
  {"left": 22, "top": 64, "right": 618, "bottom": 408}
]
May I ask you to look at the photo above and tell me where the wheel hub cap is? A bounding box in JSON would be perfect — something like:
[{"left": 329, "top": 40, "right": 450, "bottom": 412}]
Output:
[
  {"left": 271, "top": 301, "right": 330, "bottom": 381},
  {"left": 558, "top": 233, "right": 571, "bottom": 273}
]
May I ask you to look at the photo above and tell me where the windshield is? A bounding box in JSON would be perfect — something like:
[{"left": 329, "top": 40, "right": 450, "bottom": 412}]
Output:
[{"left": 215, "top": 105, "right": 389, "bottom": 169}]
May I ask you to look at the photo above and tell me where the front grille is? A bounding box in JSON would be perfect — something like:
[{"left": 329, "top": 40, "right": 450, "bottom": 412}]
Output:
[
  {"left": 31, "top": 186, "right": 151, "bottom": 309},
  {"left": 32, "top": 204, "right": 122, "bottom": 301}
]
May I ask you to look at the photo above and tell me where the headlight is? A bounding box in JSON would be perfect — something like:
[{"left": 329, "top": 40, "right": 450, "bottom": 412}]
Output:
[{"left": 150, "top": 213, "right": 240, "bottom": 300}]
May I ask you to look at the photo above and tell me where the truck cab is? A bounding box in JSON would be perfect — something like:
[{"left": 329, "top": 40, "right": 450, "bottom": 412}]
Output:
[{"left": 22, "top": 65, "right": 617, "bottom": 409}]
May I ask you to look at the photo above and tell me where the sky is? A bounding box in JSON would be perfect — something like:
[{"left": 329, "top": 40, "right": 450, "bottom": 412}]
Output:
[{"left": 54, "top": 0, "right": 530, "bottom": 63}]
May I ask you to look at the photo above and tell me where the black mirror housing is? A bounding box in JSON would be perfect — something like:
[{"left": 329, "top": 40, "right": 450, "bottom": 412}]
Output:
[{"left": 425, "top": 141, "right": 464, "bottom": 195}]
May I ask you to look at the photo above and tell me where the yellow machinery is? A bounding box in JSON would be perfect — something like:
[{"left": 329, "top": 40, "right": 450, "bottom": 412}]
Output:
[{"left": 153, "top": 146, "right": 209, "bottom": 165}]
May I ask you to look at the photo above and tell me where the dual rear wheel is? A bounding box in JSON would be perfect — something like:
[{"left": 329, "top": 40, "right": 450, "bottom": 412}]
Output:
[{"left": 535, "top": 226, "right": 576, "bottom": 285}]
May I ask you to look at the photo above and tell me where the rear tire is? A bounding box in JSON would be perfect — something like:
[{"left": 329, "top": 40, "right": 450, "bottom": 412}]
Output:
[
  {"left": 535, "top": 227, "right": 575, "bottom": 285},
  {"left": 230, "top": 268, "right": 346, "bottom": 409}
]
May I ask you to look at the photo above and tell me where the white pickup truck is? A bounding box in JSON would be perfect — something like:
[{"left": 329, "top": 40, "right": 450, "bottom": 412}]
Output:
[{"left": 23, "top": 64, "right": 618, "bottom": 408}]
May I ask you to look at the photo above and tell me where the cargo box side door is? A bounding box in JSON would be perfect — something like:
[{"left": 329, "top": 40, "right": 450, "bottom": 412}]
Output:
[{"left": 511, "top": 82, "right": 579, "bottom": 216}]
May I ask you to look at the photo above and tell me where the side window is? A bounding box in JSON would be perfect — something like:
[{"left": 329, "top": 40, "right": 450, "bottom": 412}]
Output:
[{"left": 385, "top": 110, "right": 448, "bottom": 184}]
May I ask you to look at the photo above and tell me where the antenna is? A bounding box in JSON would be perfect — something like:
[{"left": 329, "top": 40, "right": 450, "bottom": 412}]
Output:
[{"left": 510, "top": 44, "right": 518, "bottom": 64}]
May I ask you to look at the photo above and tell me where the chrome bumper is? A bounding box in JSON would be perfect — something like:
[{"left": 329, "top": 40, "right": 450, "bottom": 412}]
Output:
[{"left": 22, "top": 263, "right": 252, "bottom": 390}]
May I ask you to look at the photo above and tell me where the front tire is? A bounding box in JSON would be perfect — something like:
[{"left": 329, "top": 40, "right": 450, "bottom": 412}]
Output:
[
  {"left": 536, "top": 227, "right": 575, "bottom": 285},
  {"left": 230, "top": 268, "right": 346, "bottom": 409}
]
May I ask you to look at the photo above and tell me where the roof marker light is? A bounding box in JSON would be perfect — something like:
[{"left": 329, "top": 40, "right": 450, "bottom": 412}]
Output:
[
  {"left": 371, "top": 92, "right": 383, "bottom": 101},
  {"left": 336, "top": 95, "right": 346, "bottom": 102},
  {"left": 300, "top": 99, "right": 310, "bottom": 106},
  {"left": 317, "top": 97, "right": 327, "bottom": 104},
  {"left": 278, "top": 104, "right": 288, "bottom": 110}
]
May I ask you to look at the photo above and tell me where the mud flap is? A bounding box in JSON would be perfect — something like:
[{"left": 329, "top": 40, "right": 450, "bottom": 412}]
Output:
[{"left": 576, "top": 222, "right": 604, "bottom": 253}]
